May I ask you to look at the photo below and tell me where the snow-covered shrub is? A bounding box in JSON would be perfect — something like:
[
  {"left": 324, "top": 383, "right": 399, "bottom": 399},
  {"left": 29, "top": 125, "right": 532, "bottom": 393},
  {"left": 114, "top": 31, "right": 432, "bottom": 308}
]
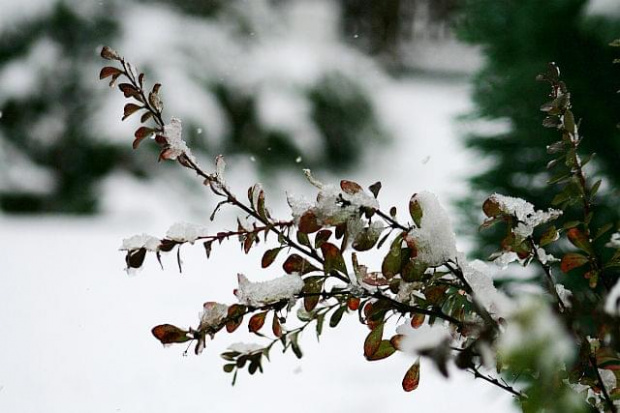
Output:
[{"left": 103, "top": 48, "right": 620, "bottom": 412}]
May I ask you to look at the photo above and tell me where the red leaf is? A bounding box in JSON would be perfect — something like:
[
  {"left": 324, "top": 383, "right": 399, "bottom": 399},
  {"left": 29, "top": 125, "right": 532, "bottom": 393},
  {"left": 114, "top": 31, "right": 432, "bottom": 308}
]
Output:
[
  {"left": 402, "top": 360, "right": 421, "bottom": 392},
  {"left": 249, "top": 312, "right": 267, "bottom": 333},
  {"left": 118, "top": 83, "right": 141, "bottom": 99},
  {"left": 320, "top": 242, "right": 347, "bottom": 275},
  {"left": 299, "top": 210, "right": 322, "bottom": 234},
  {"left": 410, "top": 313, "right": 425, "bottom": 329},
  {"left": 272, "top": 314, "right": 282, "bottom": 338},
  {"left": 567, "top": 228, "right": 593, "bottom": 254},
  {"left": 226, "top": 304, "right": 246, "bottom": 333},
  {"left": 340, "top": 180, "right": 363, "bottom": 195},
  {"left": 151, "top": 324, "right": 190, "bottom": 345},
  {"left": 283, "top": 254, "right": 319, "bottom": 275},
  {"left": 560, "top": 252, "right": 589, "bottom": 273}
]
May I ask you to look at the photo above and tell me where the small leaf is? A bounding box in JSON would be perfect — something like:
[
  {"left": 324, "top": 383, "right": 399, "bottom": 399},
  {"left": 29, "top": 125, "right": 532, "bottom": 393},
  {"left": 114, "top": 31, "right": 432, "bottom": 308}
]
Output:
[
  {"left": 314, "top": 229, "right": 332, "bottom": 249},
  {"left": 302, "top": 276, "right": 324, "bottom": 312},
  {"left": 482, "top": 197, "right": 502, "bottom": 218},
  {"left": 340, "top": 180, "right": 363, "bottom": 195},
  {"left": 590, "top": 179, "right": 602, "bottom": 199},
  {"left": 140, "top": 111, "right": 153, "bottom": 123},
  {"left": 298, "top": 210, "right": 322, "bottom": 234},
  {"left": 100, "top": 46, "right": 120, "bottom": 60},
  {"left": 366, "top": 340, "right": 396, "bottom": 361},
  {"left": 223, "top": 364, "right": 236, "bottom": 373},
  {"left": 133, "top": 127, "right": 154, "bottom": 149},
  {"left": 272, "top": 313, "right": 282, "bottom": 338},
  {"left": 402, "top": 359, "right": 421, "bottom": 392},
  {"left": 123, "top": 103, "right": 142, "bottom": 120},
  {"left": 226, "top": 304, "right": 246, "bottom": 333},
  {"left": 203, "top": 240, "right": 213, "bottom": 258},
  {"left": 151, "top": 324, "right": 190, "bottom": 344},
  {"left": 567, "top": 228, "right": 594, "bottom": 255},
  {"left": 539, "top": 226, "right": 559, "bottom": 247},
  {"left": 249, "top": 312, "right": 267, "bottom": 333},
  {"left": 364, "top": 322, "right": 384, "bottom": 359},
  {"left": 126, "top": 248, "right": 147, "bottom": 269},
  {"left": 410, "top": 313, "right": 425, "bottom": 328},
  {"left": 99, "top": 66, "right": 122, "bottom": 79},
  {"left": 409, "top": 195, "right": 423, "bottom": 227},
  {"left": 261, "top": 248, "right": 282, "bottom": 268},
  {"left": 118, "top": 83, "right": 141, "bottom": 99},
  {"left": 283, "top": 254, "right": 320, "bottom": 275},
  {"left": 369, "top": 181, "right": 382, "bottom": 198},
  {"left": 329, "top": 305, "right": 347, "bottom": 328},
  {"left": 321, "top": 243, "right": 348, "bottom": 275},
  {"left": 352, "top": 227, "right": 382, "bottom": 251},
  {"left": 560, "top": 252, "right": 589, "bottom": 273}
]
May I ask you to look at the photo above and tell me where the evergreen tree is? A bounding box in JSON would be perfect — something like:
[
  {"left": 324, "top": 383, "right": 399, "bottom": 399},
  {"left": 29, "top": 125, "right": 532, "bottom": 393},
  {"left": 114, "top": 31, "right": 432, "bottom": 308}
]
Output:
[{"left": 458, "top": 0, "right": 620, "bottom": 266}]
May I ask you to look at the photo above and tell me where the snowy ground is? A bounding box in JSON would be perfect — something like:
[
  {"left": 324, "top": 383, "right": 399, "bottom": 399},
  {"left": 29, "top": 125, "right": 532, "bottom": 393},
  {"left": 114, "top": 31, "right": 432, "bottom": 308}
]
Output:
[{"left": 0, "top": 76, "right": 518, "bottom": 412}]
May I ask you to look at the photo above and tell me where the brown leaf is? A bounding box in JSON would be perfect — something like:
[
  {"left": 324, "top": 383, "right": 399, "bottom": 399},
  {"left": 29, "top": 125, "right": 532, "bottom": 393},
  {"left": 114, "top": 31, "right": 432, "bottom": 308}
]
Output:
[
  {"left": 226, "top": 305, "right": 246, "bottom": 333},
  {"left": 347, "top": 297, "right": 360, "bottom": 311},
  {"left": 151, "top": 324, "right": 190, "bottom": 345},
  {"left": 272, "top": 314, "right": 282, "bottom": 338},
  {"left": 118, "top": 83, "right": 141, "bottom": 99},
  {"left": 283, "top": 254, "right": 319, "bottom": 275},
  {"left": 410, "top": 313, "right": 425, "bottom": 329},
  {"left": 133, "top": 127, "right": 154, "bottom": 149},
  {"left": 320, "top": 242, "right": 347, "bottom": 275},
  {"left": 567, "top": 228, "right": 594, "bottom": 255},
  {"left": 100, "top": 46, "right": 120, "bottom": 60},
  {"left": 402, "top": 359, "right": 421, "bottom": 392},
  {"left": 123, "top": 103, "right": 142, "bottom": 121},
  {"left": 99, "top": 66, "right": 122, "bottom": 80},
  {"left": 340, "top": 180, "right": 363, "bottom": 195},
  {"left": 248, "top": 312, "right": 267, "bottom": 333},
  {"left": 299, "top": 210, "right": 322, "bottom": 234},
  {"left": 261, "top": 248, "right": 281, "bottom": 268}
]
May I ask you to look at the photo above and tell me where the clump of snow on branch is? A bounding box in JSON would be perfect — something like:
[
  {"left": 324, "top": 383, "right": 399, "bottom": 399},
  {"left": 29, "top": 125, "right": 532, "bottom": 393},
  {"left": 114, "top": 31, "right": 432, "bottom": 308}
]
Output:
[
  {"left": 536, "top": 247, "right": 559, "bottom": 264},
  {"left": 166, "top": 222, "right": 208, "bottom": 243},
  {"left": 235, "top": 273, "right": 304, "bottom": 307},
  {"left": 462, "top": 259, "right": 512, "bottom": 319},
  {"left": 228, "top": 342, "right": 263, "bottom": 355},
  {"left": 406, "top": 191, "right": 457, "bottom": 267},
  {"left": 288, "top": 173, "right": 379, "bottom": 227},
  {"left": 493, "top": 251, "right": 520, "bottom": 268},
  {"left": 605, "top": 279, "right": 620, "bottom": 316},
  {"left": 162, "top": 118, "right": 196, "bottom": 163},
  {"left": 488, "top": 193, "right": 562, "bottom": 239},
  {"left": 607, "top": 232, "right": 620, "bottom": 249},
  {"left": 198, "top": 302, "right": 228, "bottom": 331},
  {"left": 555, "top": 284, "right": 573, "bottom": 309},
  {"left": 394, "top": 321, "right": 451, "bottom": 354},
  {"left": 119, "top": 233, "right": 160, "bottom": 251},
  {"left": 498, "top": 296, "right": 575, "bottom": 372}
]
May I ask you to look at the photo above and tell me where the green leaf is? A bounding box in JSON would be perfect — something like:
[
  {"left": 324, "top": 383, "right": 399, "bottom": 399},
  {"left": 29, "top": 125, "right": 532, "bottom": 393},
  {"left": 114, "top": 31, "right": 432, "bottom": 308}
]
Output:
[
  {"left": 364, "top": 322, "right": 384, "bottom": 359},
  {"left": 402, "top": 359, "right": 421, "bottom": 392},
  {"left": 329, "top": 305, "right": 347, "bottom": 328},
  {"left": 223, "top": 363, "right": 236, "bottom": 373},
  {"left": 290, "top": 332, "right": 303, "bottom": 359},
  {"left": 409, "top": 195, "right": 423, "bottom": 227},
  {"left": 539, "top": 226, "right": 559, "bottom": 247},
  {"left": 381, "top": 235, "right": 403, "bottom": 279},
  {"left": 366, "top": 340, "right": 396, "bottom": 361},
  {"left": 590, "top": 179, "right": 602, "bottom": 200},
  {"left": 594, "top": 223, "right": 614, "bottom": 241},
  {"left": 401, "top": 259, "right": 427, "bottom": 282},
  {"left": 296, "top": 231, "right": 311, "bottom": 247},
  {"left": 352, "top": 227, "right": 383, "bottom": 251},
  {"left": 314, "top": 229, "right": 332, "bottom": 248}
]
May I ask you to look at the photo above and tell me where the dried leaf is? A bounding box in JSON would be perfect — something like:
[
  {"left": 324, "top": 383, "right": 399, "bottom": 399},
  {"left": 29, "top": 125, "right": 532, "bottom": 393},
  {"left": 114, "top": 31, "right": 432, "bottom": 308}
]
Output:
[
  {"left": 133, "top": 127, "right": 154, "bottom": 149},
  {"left": 340, "top": 180, "right": 363, "bottom": 195},
  {"left": 151, "top": 324, "right": 190, "bottom": 345},
  {"left": 99, "top": 66, "right": 122, "bottom": 79},
  {"left": 100, "top": 46, "right": 120, "bottom": 60},
  {"left": 283, "top": 254, "right": 320, "bottom": 275}
]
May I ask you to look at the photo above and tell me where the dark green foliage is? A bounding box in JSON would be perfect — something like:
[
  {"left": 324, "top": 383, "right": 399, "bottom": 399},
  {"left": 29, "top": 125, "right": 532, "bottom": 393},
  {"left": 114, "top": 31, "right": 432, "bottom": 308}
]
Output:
[
  {"left": 458, "top": 0, "right": 620, "bottom": 259},
  {"left": 0, "top": 3, "right": 120, "bottom": 213}
]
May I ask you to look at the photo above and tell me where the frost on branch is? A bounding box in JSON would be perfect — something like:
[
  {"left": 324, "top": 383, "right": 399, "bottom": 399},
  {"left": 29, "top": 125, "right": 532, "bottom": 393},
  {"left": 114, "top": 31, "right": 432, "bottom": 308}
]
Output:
[
  {"left": 119, "top": 233, "right": 160, "bottom": 252},
  {"left": 166, "top": 222, "right": 208, "bottom": 244},
  {"left": 159, "top": 118, "right": 196, "bottom": 163},
  {"left": 235, "top": 273, "right": 304, "bottom": 307}
]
